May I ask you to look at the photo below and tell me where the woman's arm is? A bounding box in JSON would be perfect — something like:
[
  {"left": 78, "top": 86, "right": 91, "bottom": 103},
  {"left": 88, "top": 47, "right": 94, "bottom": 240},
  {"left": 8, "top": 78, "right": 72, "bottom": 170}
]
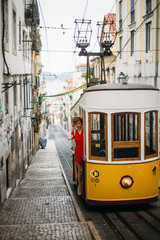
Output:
[
  {"left": 68, "top": 125, "right": 74, "bottom": 140},
  {"left": 68, "top": 134, "right": 74, "bottom": 140}
]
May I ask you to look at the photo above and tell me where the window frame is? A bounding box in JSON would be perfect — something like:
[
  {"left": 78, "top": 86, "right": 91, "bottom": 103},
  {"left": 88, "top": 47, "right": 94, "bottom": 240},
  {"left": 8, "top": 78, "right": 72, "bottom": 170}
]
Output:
[
  {"left": 144, "top": 110, "right": 158, "bottom": 159},
  {"left": 88, "top": 112, "right": 107, "bottom": 161},
  {"left": 111, "top": 112, "right": 141, "bottom": 161}
]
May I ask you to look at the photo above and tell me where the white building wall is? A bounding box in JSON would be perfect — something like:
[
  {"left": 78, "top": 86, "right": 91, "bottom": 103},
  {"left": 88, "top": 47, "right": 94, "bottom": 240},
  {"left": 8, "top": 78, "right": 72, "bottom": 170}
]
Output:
[{"left": 0, "top": 0, "right": 33, "bottom": 203}]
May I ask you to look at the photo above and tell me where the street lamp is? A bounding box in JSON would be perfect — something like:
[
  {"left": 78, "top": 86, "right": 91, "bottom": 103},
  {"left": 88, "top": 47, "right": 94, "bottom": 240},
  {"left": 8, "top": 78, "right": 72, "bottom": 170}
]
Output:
[
  {"left": 117, "top": 72, "right": 128, "bottom": 84},
  {"left": 97, "top": 20, "right": 116, "bottom": 55}
]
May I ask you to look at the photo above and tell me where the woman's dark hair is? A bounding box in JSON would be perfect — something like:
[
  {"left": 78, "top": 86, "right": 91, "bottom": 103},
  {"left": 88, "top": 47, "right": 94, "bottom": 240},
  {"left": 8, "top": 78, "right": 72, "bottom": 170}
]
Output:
[{"left": 72, "top": 116, "right": 83, "bottom": 125}]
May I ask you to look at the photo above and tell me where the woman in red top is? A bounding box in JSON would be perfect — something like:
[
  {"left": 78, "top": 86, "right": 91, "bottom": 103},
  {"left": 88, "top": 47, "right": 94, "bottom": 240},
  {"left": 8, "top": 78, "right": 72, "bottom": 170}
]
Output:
[{"left": 68, "top": 116, "right": 83, "bottom": 196}]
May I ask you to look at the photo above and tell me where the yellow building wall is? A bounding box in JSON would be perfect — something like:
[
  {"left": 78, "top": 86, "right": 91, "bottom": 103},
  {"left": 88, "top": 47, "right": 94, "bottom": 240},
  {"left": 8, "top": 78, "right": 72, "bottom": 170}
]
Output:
[{"left": 116, "top": 0, "right": 160, "bottom": 65}]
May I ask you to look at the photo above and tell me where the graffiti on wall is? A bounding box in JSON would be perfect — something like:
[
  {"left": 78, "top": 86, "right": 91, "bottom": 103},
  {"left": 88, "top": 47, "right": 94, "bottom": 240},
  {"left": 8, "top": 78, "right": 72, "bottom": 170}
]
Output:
[{"left": 3, "top": 116, "right": 13, "bottom": 147}]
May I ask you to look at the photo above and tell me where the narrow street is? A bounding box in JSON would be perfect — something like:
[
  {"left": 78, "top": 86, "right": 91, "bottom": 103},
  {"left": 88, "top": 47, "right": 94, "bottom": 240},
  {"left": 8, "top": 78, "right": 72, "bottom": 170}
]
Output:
[
  {"left": 1, "top": 1, "right": 160, "bottom": 239},
  {"left": 0, "top": 137, "right": 93, "bottom": 239}
]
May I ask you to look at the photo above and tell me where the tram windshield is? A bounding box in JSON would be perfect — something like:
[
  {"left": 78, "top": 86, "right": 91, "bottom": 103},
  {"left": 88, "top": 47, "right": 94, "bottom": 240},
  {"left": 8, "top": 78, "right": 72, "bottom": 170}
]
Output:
[{"left": 112, "top": 113, "right": 140, "bottom": 161}]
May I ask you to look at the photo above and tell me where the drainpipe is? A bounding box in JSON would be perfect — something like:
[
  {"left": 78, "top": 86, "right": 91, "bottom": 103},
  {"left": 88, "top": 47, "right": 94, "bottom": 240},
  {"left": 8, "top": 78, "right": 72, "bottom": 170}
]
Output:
[{"left": 154, "top": 0, "right": 159, "bottom": 87}]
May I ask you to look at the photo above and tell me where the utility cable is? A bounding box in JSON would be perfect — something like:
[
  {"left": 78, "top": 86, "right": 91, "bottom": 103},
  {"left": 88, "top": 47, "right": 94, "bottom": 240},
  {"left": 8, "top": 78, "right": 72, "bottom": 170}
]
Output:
[{"left": 37, "top": 0, "right": 51, "bottom": 72}]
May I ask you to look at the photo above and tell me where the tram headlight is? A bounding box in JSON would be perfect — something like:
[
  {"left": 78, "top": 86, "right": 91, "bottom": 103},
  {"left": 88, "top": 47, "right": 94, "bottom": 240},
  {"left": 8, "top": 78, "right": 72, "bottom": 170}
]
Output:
[{"left": 120, "top": 175, "right": 134, "bottom": 189}]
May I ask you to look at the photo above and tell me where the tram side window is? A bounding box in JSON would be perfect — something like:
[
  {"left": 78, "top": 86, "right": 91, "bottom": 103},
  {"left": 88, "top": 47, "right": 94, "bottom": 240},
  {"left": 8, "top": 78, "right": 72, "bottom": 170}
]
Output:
[
  {"left": 112, "top": 113, "right": 140, "bottom": 160},
  {"left": 145, "top": 111, "right": 158, "bottom": 158},
  {"left": 89, "top": 113, "right": 107, "bottom": 160}
]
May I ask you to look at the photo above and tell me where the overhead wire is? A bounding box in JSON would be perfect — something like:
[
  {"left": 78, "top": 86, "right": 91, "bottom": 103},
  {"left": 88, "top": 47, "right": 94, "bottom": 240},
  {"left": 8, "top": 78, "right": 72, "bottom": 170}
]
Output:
[
  {"left": 39, "top": 26, "right": 74, "bottom": 30},
  {"left": 55, "top": 0, "right": 90, "bottom": 100}
]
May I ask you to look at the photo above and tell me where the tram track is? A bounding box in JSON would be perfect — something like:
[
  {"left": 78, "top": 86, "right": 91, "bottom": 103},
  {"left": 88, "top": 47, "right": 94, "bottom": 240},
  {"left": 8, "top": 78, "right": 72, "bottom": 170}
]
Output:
[
  {"left": 101, "top": 211, "right": 142, "bottom": 240},
  {"left": 101, "top": 205, "right": 160, "bottom": 240},
  {"left": 55, "top": 140, "right": 72, "bottom": 171},
  {"left": 50, "top": 124, "right": 160, "bottom": 240}
]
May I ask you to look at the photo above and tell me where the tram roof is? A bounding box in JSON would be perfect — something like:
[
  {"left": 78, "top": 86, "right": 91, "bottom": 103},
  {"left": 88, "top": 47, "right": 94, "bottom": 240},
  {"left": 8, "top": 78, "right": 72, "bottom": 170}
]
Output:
[
  {"left": 71, "top": 83, "right": 159, "bottom": 111},
  {"left": 85, "top": 83, "right": 159, "bottom": 92}
]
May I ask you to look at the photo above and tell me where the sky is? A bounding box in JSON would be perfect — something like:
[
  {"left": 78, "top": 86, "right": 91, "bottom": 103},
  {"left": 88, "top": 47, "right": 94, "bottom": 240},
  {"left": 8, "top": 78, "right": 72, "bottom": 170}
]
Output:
[{"left": 38, "top": 0, "right": 116, "bottom": 74}]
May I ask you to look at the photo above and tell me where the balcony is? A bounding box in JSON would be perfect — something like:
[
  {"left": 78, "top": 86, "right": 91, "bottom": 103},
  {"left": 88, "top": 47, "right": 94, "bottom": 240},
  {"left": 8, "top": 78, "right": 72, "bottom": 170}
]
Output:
[
  {"left": 32, "top": 29, "right": 42, "bottom": 54},
  {"left": 25, "top": 0, "right": 40, "bottom": 26}
]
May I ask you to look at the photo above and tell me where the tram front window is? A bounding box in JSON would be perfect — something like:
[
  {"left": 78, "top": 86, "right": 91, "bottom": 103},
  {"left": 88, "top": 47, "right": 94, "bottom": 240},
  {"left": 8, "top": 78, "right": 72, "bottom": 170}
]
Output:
[
  {"left": 89, "top": 113, "right": 107, "bottom": 160},
  {"left": 112, "top": 113, "right": 140, "bottom": 161},
  {"left": 145, "top": 111, "right": 158, "bottom": 158}
]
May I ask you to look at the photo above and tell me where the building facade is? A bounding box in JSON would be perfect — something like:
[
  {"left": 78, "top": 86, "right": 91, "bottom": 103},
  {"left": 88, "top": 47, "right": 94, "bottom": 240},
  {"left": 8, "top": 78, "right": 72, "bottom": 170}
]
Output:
[
  {"left": 0, "top": 0, "right": 41, "bottom": 203},
  {"left": 116, "top": 0, "right": 160, "bottom": 86}
]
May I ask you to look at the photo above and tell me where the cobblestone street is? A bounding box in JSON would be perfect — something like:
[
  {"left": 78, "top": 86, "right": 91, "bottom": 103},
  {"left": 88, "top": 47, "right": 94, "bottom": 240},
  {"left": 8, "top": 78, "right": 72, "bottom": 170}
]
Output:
[{"left": 0, "top": 140, "right": 93, "bottom": 240}]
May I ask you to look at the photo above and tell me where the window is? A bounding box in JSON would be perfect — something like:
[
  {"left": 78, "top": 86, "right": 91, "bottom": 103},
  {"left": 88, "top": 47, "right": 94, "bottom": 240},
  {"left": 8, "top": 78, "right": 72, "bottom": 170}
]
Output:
[
  {"left": 19, "top": 77, "right": 22, "bottom": 104},
  {"left": 13, "top": 79, "right": 17, "bottom": 106},
  {"left": 131, "top": 30, "right": 134, "bottom": 56},
  {"left": 112, "top": 113, "right": 141, "bottom": 161},
  {"left": 119, "top": 36, "right": 122, "bottom": 59},
  {"left": 119, "top": 0, "right": 122, "bottom": 30},
  {"left": 145, "top": 111, "right": 158, "bottom": 159},
  {"left": 4, "top": 0, "right": 9, "bottom": 45},
  {"left": 89, "top": 113, "right": 107, "bottom": 160},
  {"left": 146, "top": 0, "right": 152, "bottom": 14},
  {"left": 130, "top": 0, "right": 135, "bottom": 23},
  {"left": 19, "top": 21, "right": 21, "bottom": 45},
  {"left": 5, "top": 91, "right": 9, "bottom": 114},
  {"left": 23, "top": 31, "right": 28, "bottom": 59},
  {"left": 146, "top": 22, "right": 151, "bottom": 53},
  {"left": 23, "top": 76, "right": 26, "bottom": 113},
  {"left": 23, "top": 31, "right": 25, "bottom": 57},
  {"left": 12, "top": 9, "right": 16, "bottom": 51}
]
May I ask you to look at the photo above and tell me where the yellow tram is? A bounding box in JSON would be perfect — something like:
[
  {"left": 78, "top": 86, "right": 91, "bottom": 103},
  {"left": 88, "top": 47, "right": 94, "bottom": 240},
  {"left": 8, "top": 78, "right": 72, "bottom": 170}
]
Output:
[{"left": 70, "top": 83, "right": 160, "bottom": 206}]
